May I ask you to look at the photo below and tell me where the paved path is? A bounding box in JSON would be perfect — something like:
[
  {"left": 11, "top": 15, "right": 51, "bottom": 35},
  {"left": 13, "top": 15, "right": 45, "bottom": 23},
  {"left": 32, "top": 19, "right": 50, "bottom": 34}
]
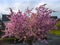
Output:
[{"left": 0, "top": 34, "right": 60, "bottom": 45}]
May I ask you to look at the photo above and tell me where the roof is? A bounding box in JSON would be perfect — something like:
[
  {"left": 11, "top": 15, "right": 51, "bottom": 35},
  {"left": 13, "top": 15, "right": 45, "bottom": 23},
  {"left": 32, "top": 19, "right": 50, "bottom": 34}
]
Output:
[
  {"left": 50, "top": 16, "right": 57, "bottom": 19},
  {"left": 2, "top": 14, "right": 10, "bottom": 22}
]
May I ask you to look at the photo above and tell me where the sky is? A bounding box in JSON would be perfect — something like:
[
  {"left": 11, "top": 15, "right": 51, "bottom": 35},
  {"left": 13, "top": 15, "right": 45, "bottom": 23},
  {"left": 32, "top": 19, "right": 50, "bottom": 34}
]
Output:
[{"left": 0, "top": 0, "right": 60, "bottom": 19}]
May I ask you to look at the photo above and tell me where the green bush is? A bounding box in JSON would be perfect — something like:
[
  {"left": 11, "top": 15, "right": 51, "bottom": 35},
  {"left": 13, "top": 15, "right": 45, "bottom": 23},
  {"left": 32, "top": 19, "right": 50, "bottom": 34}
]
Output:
[
  {"left": 56, "top": 21, "right": 60, "bottom": 30},
  {"left": 49, "top": 21, "right": 60, "bottom": 36},
  {"left": 0, "top": 38, "right": 16, "bottom": 44}
]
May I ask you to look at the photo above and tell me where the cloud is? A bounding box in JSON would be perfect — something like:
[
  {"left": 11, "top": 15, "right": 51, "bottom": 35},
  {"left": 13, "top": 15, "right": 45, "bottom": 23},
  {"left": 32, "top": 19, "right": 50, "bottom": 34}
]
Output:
[
  {"left": 0, "top": 0, "right": 60, "bottom": 18},
  {"left": 34, "top": 0, "right": 60, "bottom": 18},
  {"left": 0, "top": 0, "right": 39, "bottom": 14},
  {"left": 0, "top": 4, "right": 9, "bottom": 14}
]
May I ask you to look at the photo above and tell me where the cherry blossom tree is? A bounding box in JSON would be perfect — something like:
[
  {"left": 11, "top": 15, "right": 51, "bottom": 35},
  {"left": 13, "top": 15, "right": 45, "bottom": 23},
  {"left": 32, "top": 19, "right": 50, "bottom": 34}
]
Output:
[{"left": 1, "top": 4, "right": 57, "bottom": 45}]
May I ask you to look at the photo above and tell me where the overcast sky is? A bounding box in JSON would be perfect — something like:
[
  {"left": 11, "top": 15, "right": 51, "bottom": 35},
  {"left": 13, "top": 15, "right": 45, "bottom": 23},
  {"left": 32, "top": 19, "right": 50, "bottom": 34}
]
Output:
[{"left": 0, "top": 0, "right": 60, "bottom": 18}]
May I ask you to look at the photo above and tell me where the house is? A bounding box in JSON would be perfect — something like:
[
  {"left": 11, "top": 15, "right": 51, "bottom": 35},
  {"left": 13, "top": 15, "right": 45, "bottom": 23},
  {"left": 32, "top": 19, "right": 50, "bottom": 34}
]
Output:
[
  {"left": 58, "top": 18, "right": 60, "bottom": 21},
  {"left": 50, "top": 16, "right": 57, "bottom": 19},
  {"left": 2, "top": 14, "right": 10, "bottom": 22},
  {"left": 2, "top": 14, "right": 11, "bottom": 30}
]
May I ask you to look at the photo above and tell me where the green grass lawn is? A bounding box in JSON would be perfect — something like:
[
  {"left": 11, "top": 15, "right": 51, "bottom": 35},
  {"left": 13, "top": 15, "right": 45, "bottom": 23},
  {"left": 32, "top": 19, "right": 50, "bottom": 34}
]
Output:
[{"left": 49, "top": 30, "right": 60, "bottom": 36}]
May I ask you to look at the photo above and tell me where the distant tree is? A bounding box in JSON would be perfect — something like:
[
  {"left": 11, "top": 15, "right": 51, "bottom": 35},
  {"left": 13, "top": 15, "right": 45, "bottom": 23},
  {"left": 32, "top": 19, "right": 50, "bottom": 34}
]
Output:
[{"left": 0, "top": 20, "right": 5, "bottom": 37}]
